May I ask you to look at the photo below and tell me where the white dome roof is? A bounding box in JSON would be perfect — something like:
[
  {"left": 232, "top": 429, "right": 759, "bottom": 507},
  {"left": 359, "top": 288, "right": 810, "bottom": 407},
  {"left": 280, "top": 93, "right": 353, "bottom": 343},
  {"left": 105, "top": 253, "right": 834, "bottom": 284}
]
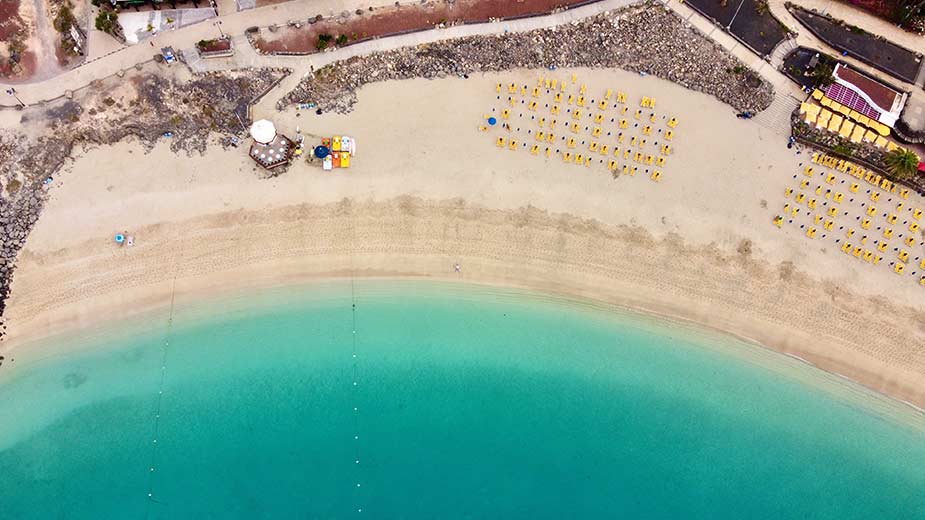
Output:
[{"left": 250, "top": 119, "right": 277, "bottom": 144}]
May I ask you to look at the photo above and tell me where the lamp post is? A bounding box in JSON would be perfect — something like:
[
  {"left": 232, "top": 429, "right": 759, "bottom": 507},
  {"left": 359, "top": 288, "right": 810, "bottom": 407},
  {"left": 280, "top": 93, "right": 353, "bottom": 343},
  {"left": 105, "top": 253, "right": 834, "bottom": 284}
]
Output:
[{"left": 6, "top": 88, "right": 24, "bottom": 108}]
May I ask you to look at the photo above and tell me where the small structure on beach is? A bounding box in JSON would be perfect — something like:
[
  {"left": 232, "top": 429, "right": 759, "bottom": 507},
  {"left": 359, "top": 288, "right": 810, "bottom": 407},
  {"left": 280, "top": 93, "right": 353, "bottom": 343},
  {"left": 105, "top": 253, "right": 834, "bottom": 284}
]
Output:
[
  {"left": 248, "top": 119, "right": 294, "bottom": 170},
  {"left": 825, "top": 64, "right": 907, "bottom": 128},
  {"left": 314, "top": 136, "right": 355, "bottom": 171}
]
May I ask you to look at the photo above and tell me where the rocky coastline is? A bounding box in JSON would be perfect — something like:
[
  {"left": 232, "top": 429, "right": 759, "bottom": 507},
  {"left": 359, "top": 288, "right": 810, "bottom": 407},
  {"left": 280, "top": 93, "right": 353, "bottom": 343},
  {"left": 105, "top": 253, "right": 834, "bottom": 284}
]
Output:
[{"left": 282, "top": 2, "right": 775, "bottom": 114}]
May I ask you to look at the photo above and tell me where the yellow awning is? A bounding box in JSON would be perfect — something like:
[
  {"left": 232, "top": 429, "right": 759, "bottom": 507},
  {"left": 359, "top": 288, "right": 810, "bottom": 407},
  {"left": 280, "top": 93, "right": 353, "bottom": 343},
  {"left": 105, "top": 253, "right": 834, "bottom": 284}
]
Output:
[
  {"left": 863, "top": 129, "right": 877, "bottom": 142},
  {"left": 850, "top": 126, "right": 865, "bottom": 143},
  {"left": 839, "top": 121, "right": 855, "bottom": 138},
  {"left": 812, "top": 89, "right": 824, "bottom": 100},
  {"left": 875, "top": 122, "right": 890, "bottom": 136},
  {"left": 820, "top": 97, "right": 832, "bottom": 107},
  {"left": 874, "top": 136, "right": 888, "bottom": 148},
  {"left": 828, "top": 114, "right": 843, "bottom": 132},
  {"left": 857, "top": 114, "right": 871, "bottom": 127}
]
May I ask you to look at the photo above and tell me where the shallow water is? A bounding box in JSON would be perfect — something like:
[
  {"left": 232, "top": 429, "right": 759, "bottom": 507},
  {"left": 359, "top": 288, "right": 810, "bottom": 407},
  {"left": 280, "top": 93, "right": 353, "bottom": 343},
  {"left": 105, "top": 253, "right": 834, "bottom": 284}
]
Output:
[{"left": 1, "top": 280, "right": 923, "bottom": 518}]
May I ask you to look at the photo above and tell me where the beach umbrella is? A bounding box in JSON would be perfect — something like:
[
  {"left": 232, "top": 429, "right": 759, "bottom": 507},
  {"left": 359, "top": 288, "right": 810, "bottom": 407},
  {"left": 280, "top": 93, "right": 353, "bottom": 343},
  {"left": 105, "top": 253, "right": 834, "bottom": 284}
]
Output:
[
  {"left": 488, "top": 117, "right": 497, "bottom": 125},
  {"left": 115, "top": 234, "right": 125, "bottom": 244},
  {"left": 249, "top": 119, "right": 277, "bottom": 144},
  {"left": 314, "top": 145, "right": 330, "bottom": 158}
]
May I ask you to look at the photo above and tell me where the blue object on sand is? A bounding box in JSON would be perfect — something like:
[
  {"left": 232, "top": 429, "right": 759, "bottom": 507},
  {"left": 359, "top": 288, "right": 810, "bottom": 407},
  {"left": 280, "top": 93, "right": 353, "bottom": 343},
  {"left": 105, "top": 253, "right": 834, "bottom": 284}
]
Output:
[
  {"left": 488, "top": 117, "right": 497, "bottom": 125},
  {"left": 314, "top": 145, "right": 330, "bottom": 158},
  {"left": 115, "top": 234, "right": 125, "bottom": 244}
]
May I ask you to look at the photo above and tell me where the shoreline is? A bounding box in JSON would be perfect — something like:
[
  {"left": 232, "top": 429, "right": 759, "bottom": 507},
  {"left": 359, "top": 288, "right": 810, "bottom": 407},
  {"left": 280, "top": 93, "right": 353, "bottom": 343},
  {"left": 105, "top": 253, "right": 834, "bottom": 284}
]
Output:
[
  {"left": 5, "top": 258, "right": 925, "bottom": 424},
  {"left": 3, "top": 197, "right": 924, "bottom": 412}
]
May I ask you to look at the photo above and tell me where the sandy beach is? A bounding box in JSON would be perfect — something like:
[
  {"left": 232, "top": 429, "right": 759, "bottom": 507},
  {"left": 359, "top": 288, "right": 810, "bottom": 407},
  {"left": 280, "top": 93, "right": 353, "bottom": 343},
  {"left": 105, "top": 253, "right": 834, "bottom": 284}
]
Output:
[{"left": 2, "top": 67, "right": 924, "bottom": 408}]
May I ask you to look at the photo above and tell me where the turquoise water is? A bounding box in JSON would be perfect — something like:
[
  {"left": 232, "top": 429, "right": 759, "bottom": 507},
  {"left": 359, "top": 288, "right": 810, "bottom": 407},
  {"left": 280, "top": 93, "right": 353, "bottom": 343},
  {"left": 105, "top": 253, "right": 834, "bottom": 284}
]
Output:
[{"left": 1, "top": 280, "right": 924, "bottom": 518}]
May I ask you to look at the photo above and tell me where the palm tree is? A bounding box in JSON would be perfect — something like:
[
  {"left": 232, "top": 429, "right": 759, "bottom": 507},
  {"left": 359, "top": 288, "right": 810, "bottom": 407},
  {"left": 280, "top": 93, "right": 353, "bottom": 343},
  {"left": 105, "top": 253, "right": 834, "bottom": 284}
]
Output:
[{"left": 883, "top": 147, "right": 920, "bottom": 180}]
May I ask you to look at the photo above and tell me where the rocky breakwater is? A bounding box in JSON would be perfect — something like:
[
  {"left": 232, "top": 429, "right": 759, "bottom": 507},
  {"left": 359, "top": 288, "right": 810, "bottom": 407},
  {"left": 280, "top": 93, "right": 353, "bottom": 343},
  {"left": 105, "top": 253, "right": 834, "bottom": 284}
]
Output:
[
  {"left": 0, "top": 66, "right": 290, "bottom": 346},
  {"left": 281, "top": 1, "right": 774, "bottom": 114}
]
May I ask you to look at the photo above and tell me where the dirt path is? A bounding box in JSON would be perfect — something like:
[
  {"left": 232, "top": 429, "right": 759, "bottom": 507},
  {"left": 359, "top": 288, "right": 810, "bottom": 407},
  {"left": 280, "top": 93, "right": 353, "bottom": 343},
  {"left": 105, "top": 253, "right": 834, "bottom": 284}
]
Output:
[{"left": 27, "top": 0, "right": 67, "bottom": 81}]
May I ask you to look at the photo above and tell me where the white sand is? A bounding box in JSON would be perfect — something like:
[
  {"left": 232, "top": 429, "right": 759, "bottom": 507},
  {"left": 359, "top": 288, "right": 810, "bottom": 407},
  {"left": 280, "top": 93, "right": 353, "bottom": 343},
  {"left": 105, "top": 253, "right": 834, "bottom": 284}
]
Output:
[{"left": 4, "top": 68, "right": 925, "bottom": 407}]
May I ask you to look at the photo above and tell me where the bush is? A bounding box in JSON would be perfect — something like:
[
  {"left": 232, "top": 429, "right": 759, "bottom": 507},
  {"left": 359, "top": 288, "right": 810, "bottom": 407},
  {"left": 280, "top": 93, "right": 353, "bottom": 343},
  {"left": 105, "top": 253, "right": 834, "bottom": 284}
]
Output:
[
  {"left": 95, "top": 11, "right": 119, "bottom": 34},
  {"left": 53, "top": 4, "right": 77, "bottom": 33},
  {"left": 316, "top": 33, "right": 333, "bottom": 50},
  {"left": 335, "top": 34, "right": 348, "bottom": 46}
]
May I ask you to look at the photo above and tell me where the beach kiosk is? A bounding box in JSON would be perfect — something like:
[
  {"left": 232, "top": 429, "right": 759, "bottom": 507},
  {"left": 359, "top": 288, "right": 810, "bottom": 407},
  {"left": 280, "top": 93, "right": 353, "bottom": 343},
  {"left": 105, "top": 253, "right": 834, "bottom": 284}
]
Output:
[{"left": 248, "top": 119, "right": 294, "bottom": 170}]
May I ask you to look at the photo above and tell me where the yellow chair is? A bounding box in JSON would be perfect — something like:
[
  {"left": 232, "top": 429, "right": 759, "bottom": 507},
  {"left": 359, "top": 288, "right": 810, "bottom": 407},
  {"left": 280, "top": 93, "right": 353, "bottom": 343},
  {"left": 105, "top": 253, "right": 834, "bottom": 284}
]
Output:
[
  {"left": 827, "top": 207, "right": 837, "bottom": 218},
  {"left": 894, "top": 262, "right": 905, "bottom": 274},
  {"left": 905, "top": 236, "right": 915, "bottom": 247},
  {"left": 888, "top": 214, "right": 897, "bottom": 224},
  {"left": 594, "top": 113, "right": 604, "bottom": 124},
  {"left": 570, "top": 122, "right": 580, "bottom": 133},
  {"left": 567, "top": 138, "right": 576, "bottom": 149},
  {"left": 863, "top": 250, "right": 873, "bottom": 262},
  {"left": 573, "top": 109, "right": 582, "bottom": 120},
  {"left": 834, "top": 192, "right": 844, "bottom": 203},
  {"left": 826, "top": 173, "right": 836, "bottom": 185},
  {"left": 577, "top": 96, "right": 586, "bottom": 107},
  {"left": 589, "top": 142, "right": 598, "bottom": 152},
  {"left": 913, "top": 208, "right": 922, "bottom": 221},
  {"left": 899, "top": 250, "right": 910, "bottom": 263},
  {"left": 496, "top": 137, "right": 506, "bottom": 147},
  {"left": 849, "top": 182, "right": 859, "bottom": 193},
  {"left": 509, "top": 140, "right": 518, "bottom": 150},
  {"left": 877, "top": 242, "right": 887, "bottom": 252},
  {"left": 531, "top": 144, "right": 539, "bottom": 155},
  {"left": 502, "top": 109, "right": 510, "bottom": 119},
  {"left": 842, "top": 242, "right": 852, "bottom": 253},
  {"left": 651, "top": 170, "right": 662, "bottom": 182},
  {"left": 563, "top": 152, "right": 572, "bottom": 162},
  {"left": 871, "top": 192, "right": 880, "bottom": 202},
  {"left": 899, "top": 188, "right": 910, "bottom": 200},
  {"left": 867, "top": 206, "right": 877, "bottom": 216},
  {"left": 600, "top": 145, "right": 609, "bottom": 156},
  {"left": 884, "top": 228, "right": 893, "bottom": 239},
  {"left": 861, "top": 218, "right": 871, "bottom": 230},
  {"left": 911, "top": 222, "right": 920, "bottom": 233},
  {"left": 592, "top": 127, "right": 601, "bottom": 137},
  {"left": 665, "top": 130, "right": 674, "bottom": 141},
  {"left": 807, "top": 227, "right": 818, "bottom": 238},
  {"left": 847, "top": 228, "right": 855, "bottom": 238}
]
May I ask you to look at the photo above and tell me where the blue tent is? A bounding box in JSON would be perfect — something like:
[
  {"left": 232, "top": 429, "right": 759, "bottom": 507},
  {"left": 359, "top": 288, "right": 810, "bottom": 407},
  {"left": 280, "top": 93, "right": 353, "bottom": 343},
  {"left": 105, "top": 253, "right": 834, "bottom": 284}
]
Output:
[
  {"left": 488, "top": 117, "right": 497, "bottom": 125},
  {"left": 314, "top": 145, "right": 330, "bottom": 158}
]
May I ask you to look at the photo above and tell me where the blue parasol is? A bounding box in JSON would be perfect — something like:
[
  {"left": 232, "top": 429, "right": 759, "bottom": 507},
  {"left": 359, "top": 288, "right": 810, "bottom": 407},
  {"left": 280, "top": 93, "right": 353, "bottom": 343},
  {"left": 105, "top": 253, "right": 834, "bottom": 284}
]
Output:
[
  {"left": 488, "top": 117, "right": 497, "bottom": 125},
  {"left": 314, "top": 145, "right": 330, "bottom": 158},
  {"left": 115, "top": 234, "right": 125, "bottom": 244}
]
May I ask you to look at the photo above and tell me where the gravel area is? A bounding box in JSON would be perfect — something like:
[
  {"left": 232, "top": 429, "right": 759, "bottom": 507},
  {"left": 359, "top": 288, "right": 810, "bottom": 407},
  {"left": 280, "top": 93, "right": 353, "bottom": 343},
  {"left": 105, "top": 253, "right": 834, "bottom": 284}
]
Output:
[{"left": 281, "top": 2, "right": 775, "bottom": 114}]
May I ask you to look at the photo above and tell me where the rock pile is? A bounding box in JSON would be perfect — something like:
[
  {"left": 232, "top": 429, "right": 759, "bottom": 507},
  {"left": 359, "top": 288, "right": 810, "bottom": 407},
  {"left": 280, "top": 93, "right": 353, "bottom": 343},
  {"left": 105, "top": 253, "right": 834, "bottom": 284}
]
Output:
[
  {"left": 281, "top": 1, "right": 774, "bottom": 113},
  {"left": 0, "top": 67, "right": 290, "bottom": 342}
]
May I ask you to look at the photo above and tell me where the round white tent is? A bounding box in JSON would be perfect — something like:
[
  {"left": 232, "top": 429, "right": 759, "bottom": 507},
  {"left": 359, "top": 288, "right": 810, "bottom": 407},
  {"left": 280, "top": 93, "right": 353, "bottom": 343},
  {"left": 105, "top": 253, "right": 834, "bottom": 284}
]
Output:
[{"left": 249, "top": 119, "right": 277, "bottom": 144}]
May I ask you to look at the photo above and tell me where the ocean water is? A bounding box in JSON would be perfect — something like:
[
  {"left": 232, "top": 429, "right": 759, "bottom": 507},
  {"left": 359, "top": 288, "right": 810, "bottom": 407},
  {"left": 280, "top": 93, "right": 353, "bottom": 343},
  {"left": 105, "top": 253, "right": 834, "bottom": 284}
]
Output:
[{"left": 0, "top": 280, "right": 923, "bottom": 519}]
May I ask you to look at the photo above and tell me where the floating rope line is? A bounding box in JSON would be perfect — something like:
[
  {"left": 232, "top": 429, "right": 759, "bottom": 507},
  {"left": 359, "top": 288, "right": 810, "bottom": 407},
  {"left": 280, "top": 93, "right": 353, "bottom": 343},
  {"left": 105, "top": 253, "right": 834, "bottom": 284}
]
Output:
[
  {"left": 350, "top": 276, "right": 363, "bottom": 514},
  {"left": 144, "top": 273, "right": 178, "bottom": 517}
]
